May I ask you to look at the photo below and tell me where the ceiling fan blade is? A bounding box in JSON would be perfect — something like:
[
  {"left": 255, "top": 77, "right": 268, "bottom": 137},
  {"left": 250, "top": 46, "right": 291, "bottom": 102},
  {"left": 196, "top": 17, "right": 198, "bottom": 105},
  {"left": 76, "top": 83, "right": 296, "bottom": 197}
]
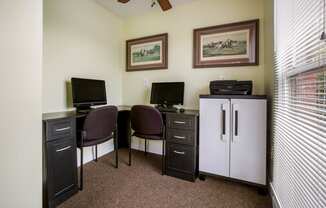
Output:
[
  {"left": 117, "top": 0, "right": 130, "bottom": 3},
  {"left": 157, "top": 0, "right": 172, "bottom": 11}
]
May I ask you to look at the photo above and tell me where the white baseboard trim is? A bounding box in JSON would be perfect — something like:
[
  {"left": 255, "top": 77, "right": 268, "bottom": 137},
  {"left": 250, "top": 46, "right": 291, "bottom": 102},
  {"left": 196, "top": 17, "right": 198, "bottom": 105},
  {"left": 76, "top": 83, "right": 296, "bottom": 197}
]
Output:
[
  {"left": 77, "top": 140, "right": 115, "bottom": 167},
  {"left": 131, "top": 136, "right": 163, "bottom": 155},
  {"left": 76, "top": 136, "right": 164, "bottom": 168},
  {"left": 270, "top": 182, "right": 282, "bottom": 208}
]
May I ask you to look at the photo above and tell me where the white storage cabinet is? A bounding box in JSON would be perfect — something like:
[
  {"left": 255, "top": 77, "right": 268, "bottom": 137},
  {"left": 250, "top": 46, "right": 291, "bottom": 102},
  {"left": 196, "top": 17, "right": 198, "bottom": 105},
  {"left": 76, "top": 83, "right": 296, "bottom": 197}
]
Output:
[{"left": 199, "top": 95, "right": 267, "bottom": 186}]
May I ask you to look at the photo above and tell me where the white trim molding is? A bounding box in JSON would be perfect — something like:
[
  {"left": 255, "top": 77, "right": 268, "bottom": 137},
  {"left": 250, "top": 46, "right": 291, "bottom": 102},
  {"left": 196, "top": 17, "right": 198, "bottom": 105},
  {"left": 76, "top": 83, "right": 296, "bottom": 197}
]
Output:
[{"left": 270, "top": 182, "right": 282, "bottom": 208}]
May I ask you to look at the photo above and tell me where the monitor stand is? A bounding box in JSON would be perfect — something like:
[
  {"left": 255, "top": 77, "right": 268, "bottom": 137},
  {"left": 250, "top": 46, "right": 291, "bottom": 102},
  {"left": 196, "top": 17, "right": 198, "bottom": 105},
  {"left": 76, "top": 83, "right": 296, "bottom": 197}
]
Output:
[{"left": 155, "top": 104, "right": 177, "bottom": 112}]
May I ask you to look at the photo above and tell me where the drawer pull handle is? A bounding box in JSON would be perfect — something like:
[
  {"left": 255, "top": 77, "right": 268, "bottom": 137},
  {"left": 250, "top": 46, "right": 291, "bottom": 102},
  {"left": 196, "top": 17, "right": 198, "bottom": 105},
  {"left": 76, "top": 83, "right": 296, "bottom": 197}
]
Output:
[
  {"left": 173, "top": 135, "right": 186, "bottom": 139},
  {"left": 174, "top": 121, "right": 186, "bottom": 124},
  {"left": 173, "top": 150, "right": 185, "bottom": 155},
  {"left": 55, "top": 127, "right": 71, "bottom": 132},
  {"left": 56, "top": 146, "right": 72, "bottom": 152}
]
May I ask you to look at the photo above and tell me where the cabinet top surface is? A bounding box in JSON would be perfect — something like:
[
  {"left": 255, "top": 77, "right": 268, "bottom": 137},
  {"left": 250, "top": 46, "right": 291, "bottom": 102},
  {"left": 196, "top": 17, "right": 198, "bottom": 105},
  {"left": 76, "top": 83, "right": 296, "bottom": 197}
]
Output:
[{"left": 199, "top": 95, "right": 267, "bottom": 99}]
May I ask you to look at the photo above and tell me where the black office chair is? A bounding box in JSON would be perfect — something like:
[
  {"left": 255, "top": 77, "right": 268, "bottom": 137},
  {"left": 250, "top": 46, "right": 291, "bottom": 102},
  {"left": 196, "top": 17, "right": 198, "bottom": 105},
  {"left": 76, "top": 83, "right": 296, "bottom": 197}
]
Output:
[
  {"left": 77, "top": 106, "right": 118, "bottom": 190},
  {"left": 129, "top": 105, "right": 165, "bottom": 175}
]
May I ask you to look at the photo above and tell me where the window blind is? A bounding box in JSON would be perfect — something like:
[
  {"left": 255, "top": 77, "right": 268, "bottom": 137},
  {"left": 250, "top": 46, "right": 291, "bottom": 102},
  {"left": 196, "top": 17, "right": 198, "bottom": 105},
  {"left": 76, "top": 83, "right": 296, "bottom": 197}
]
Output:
[{"left": 273, "top": 0, "right": 326, "bottom": 207}]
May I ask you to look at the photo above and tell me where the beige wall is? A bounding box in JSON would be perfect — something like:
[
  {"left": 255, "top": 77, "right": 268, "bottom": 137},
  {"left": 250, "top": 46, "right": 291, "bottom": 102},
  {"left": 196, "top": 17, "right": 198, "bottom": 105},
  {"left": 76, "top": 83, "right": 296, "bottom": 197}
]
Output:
[
  {"left": 0, "top": 0, "right": 43, "bottom": 207},
  {"left": 264, "top": 0, "right": 274, "bottom": 99},
  {"left": 263, "top": 0, "right": 274, "bottom": 185},
  {"left": 43, "top": 0, "right": 125, "bottom": 165},
  {"left": 122, "top": 0, "right": 266, "bottom": 109},
  {"left": 0, "top": 1, "right": 274, "bottom": 206},
  {"left": 123, "top": 0, "right": 267, "bottom": 154},
  {"left": 42, "top": 0, "right": 274, "bottom": 169},
  {"left": 43, "top": 0, "right": 125, "bottom": 113}
]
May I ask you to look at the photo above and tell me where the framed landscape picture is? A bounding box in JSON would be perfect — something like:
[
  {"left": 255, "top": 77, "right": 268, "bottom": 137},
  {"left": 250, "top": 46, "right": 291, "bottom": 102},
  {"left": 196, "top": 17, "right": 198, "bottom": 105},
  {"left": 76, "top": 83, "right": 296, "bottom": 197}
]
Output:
[
  {"left": 126, "top": 33, "right": 168, "bottom": 72},
  {"left": 193, "top": 19, "right": 259, "bottom": 68}
]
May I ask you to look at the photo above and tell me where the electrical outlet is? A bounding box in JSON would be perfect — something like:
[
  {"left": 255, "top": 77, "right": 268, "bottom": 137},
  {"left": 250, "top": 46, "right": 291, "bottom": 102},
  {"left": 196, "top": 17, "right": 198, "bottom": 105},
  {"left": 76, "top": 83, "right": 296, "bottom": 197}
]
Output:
[{"left": 144, "top": 79, "right": 150, "bottom": 87}]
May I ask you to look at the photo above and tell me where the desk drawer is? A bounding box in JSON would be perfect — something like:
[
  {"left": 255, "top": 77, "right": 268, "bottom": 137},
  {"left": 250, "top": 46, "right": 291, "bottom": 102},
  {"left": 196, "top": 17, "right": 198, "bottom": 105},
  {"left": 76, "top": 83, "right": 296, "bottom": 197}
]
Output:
[
  {"left": 46, "top": 137, "right": 77, "bottom": 201},
  {"left": 166, "top": 143, "right": 194, "bottom": 174},
  {"left": 46, "top": 118, "right": 74, "bottom": 141},
  {"left": 166, "top": 115, "right": 195, "bottom": 130},
  {"left": 166, "top": 129, "right": 194, "bottom": 145}
]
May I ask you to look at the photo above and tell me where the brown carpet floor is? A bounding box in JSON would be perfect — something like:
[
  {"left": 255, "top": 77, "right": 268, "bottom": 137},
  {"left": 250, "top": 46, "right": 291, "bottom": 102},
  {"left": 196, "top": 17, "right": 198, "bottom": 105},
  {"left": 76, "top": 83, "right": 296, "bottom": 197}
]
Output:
[{"left": 59, "top": 149, "right": 272, "bottom": 208}]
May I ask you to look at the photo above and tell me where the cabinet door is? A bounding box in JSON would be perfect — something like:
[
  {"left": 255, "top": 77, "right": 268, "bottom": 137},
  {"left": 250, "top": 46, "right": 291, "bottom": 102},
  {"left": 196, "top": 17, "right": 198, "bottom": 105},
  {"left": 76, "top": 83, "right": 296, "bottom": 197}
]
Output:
[
  {"left": 199, "top": 98, "right": 230, "bottom": 177},
  {"left": 47, "top": 138, "right": 77, "bottom": 200},
  {"left": 230, "top": 99, "right": 266, "bottom": 185}
]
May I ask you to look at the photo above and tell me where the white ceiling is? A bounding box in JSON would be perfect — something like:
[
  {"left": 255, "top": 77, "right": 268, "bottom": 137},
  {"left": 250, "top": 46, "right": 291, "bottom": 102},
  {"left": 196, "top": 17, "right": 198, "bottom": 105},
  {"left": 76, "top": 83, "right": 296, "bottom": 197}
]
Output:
[{"left": 95, "top": 0, "right": 197, "bottom": 17}]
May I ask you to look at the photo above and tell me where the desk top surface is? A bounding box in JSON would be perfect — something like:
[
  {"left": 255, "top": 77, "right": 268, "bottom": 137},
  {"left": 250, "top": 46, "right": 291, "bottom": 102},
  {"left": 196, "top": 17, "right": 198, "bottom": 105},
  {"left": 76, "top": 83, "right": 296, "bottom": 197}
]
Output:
[{"left": 42, "top": 105, "right": 199, "bottom": 121}]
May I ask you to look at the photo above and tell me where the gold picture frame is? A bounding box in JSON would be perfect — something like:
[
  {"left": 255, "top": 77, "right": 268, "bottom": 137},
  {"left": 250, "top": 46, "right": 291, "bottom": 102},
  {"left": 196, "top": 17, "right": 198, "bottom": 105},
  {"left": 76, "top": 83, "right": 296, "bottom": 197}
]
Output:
[{"left": 126, "top": 33, "right": 168, "bottom": 72}]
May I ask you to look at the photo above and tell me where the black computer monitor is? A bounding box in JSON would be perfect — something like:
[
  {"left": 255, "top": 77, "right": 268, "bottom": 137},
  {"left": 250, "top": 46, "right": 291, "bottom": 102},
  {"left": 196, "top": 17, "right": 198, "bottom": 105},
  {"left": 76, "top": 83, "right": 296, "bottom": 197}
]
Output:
[
  {"left": 71, "top": 78, "right": 107, "bottom": 111},
  {"left": 150, "top": 82, "right": 185, "bottom": 106}
]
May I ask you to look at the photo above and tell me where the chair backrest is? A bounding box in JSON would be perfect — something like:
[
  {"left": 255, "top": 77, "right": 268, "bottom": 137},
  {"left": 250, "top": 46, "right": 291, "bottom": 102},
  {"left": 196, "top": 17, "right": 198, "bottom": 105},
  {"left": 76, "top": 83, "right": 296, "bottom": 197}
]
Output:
[
  {"left": 131, "top": 105, "right": 163, "bottom": 135},
  {"left": 83, "top": 106, "right": 118, "bottom": 141}
]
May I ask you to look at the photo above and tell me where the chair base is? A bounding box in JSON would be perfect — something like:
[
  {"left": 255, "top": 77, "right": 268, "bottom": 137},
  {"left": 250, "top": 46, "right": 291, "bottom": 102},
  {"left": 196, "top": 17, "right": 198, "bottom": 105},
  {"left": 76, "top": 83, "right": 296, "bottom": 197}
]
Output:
[
  {"left": 79, "top": 131, "right": 119, "bottom": 190},
  {"left": 79, "top": 147, "right": 83, "bottom": 191},
  {"left": 128, "top": 136, "right": 165, "bottom": 175}
]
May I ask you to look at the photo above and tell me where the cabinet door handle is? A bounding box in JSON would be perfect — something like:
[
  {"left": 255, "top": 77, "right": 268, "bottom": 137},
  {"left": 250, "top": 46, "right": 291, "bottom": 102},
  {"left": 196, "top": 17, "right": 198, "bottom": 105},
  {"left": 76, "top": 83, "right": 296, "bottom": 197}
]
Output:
[
  {"left": 174, "top": 121, "right": 186, "bottom": 124},
  {"left": 173, "top": 135, "right": 186, "bottom": 139},
  {"left": 235, "top": 110, "right": 239, "bottom": 136},
  {"left": 173, "top": 150, "right": 185, "bottom": 155},
  {"left": 56, "top": 145, "right": 72, "bottom": 152},
  {"left": 220, "top": 104, "right": 226, "bottom": 141},
  {"left": 55, "top": 127, "right": 71, "bottom": 132},
  {"left": 222, "top": 109, "right": 226, "bottom": 135}
]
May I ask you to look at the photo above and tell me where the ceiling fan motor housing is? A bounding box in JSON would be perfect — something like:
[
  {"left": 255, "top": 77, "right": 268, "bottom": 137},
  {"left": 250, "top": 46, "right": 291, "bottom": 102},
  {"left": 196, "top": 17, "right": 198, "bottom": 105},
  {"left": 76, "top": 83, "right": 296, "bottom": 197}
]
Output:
[{"left": 117, "top": 0, "right": 172, "bottom": 11}]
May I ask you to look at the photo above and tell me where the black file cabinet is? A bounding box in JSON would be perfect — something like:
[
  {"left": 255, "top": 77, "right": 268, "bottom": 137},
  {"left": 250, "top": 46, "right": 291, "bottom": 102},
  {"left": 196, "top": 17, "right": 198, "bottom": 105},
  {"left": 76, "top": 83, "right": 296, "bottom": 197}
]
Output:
[
  {"left": 43, "top": 114, "right": 78, "bottom": 208},
  {"left": 165, "top": 111, "right": 199, "bottom": 182}
]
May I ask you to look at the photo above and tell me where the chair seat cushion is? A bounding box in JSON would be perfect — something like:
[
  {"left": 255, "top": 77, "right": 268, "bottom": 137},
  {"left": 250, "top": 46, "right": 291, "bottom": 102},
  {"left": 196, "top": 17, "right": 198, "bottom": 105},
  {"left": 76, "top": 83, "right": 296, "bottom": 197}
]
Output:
[
  {"left": 133, "top": 132, "right": 163, "bottom": 140},
  {"left": 78, "top": 135, "right": 113, "bottom": 147}
]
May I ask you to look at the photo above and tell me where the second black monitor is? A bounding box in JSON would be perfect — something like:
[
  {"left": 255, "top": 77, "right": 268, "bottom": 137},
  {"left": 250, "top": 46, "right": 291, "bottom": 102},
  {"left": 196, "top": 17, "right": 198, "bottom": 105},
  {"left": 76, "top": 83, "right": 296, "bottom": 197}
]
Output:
[{"left": 150, "top": 82, "right": 184, "bottom": 106}]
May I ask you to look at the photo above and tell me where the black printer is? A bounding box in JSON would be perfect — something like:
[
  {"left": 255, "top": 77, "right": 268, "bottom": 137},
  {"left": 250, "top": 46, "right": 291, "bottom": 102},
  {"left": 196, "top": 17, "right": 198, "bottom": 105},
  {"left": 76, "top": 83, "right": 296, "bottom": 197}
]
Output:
[{"left": 210, "top": 80, "right": 253, "bottom": 95}]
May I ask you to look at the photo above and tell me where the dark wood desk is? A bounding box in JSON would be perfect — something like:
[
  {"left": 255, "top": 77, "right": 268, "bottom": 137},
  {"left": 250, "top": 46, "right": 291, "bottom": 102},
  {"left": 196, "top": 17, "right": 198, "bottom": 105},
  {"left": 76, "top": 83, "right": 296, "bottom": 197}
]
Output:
[
  {"left": 42, "top": 105, "right": 132, "bottom": 120},
  {"left": 163, "top": 110, "right": 199, "bottom": 181},
  {"left": 43, "top": 105, "right": 132, "bottom": 149},
  {"left": 42, "top": 106, "right": 199, "bottom": 205},
  {"left": 43, "top": 113, "right": 78, "bottom": 208}
]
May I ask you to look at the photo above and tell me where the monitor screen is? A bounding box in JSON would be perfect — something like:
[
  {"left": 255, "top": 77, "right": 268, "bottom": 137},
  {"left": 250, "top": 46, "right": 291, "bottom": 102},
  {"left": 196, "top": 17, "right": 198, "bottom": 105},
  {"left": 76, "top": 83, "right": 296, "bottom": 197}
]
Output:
[
  {"left": 71, "top": 78, "right": 107, "bottom": 107},
  {"left": 150, "top": 82, "right": 185, "bottom": 105}
]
